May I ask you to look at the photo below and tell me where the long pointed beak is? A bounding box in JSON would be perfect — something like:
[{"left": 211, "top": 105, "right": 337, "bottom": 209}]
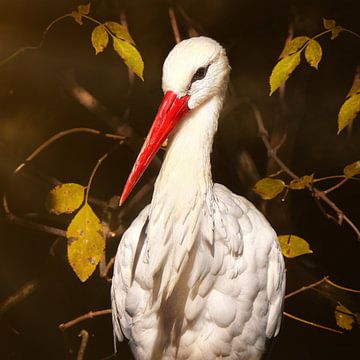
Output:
[{"left": 120, "top": 91, "right": 190, "bottom": 206}]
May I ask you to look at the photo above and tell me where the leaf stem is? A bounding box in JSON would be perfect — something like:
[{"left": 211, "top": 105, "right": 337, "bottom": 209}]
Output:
[{"left": 85, "top": 153, "right": 109, "bottom": 204}]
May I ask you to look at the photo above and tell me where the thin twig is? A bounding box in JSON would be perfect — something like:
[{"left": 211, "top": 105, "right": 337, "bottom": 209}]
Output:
[
  {"left": 100, "top": 257, "right": 115, "bottom": 280},
  {"left": 325, "top": 278, "right": 360, "bottom": 294},
  {"left": 0, "top": 14, "right": 70, "bottom": 66},
  {"left": 0, "top": 279, "right": 40, "bottom": 317},
  {"left": 14, "top": 128, "right": 124, "bottom": 174},
  {"left": 246, "top": 99, "right": 360, "bottom": 240},
  {"left": 323, "top": 177, "right": 349, "bottom": 194},
  {"left": 285, "top": 275, "right": 360, "bottom": 305},
  {"left": 119, "top": 9, "right": 135, "bottom": 87},
  {"left": 285, "top": 277, "right": 327, "bottom": 299},
  {"left": 168, "top": 3, "right": 181, "bottom": 44},
  {"left": 283, "top": 311, "right": 343, "bottom": 334},
  {"left": 3, "top": 194, "right": 67, "bottom": 237},
  {"left": 77, "top": 330, "right": 89, "bottom": 360},
  {"left": 59, "top": 309, "right": 112, "bottom": 330}
]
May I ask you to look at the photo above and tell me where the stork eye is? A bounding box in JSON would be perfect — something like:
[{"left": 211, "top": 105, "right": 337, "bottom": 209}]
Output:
[{"left": 191, "top": 65, "right": 209, "bottom": 83}]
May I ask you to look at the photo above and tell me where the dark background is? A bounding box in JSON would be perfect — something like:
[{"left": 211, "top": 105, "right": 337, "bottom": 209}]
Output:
[{"left": 0, "top": 0, "right": 359, "bottom": 359}]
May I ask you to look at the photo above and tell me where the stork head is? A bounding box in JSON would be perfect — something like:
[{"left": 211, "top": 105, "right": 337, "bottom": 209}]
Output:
[{"left": 120, "top": 37, "right": 230, "bottom": 205}]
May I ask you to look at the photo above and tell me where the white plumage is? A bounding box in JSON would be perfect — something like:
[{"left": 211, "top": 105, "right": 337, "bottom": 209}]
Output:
[{"left": 112, "top": 37, "right": 285, "bottom": 360}]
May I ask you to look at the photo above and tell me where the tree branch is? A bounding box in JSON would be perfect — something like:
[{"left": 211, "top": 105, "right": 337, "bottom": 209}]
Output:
[
  {"left": 77, "top": 330, "right": 89, "bottom": 360},
  {"left": 0, "top": 279, "right": 40, "bottom": 318},
  {"left": 59, "top": 309, "right": 112, "bottom": 330},
  {"left": 246, "top": 99, "right": 360, "bottom": 240},
  {"left": 168, "top": 2, "right": 181, "bottom": 43}
]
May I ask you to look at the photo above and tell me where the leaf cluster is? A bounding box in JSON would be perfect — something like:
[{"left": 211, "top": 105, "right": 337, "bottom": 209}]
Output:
[
  {"left": 70, "top": 3, "right": 144, "bottom": 80},
  {"left": 269, "top": 19, "right": 360, "bottom": 133},
  {"left": 253, "top": 160, "right": 360, "bottom": 201}
]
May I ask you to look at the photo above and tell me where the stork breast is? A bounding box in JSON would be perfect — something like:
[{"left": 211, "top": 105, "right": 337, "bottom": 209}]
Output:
[{"left": 207, "top": 290, "right": 236, "bottom": 328}]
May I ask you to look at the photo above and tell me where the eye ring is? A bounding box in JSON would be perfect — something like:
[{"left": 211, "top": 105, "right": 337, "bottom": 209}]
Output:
[{"left": 191, "top": 65, "right": 209, "bottom": 84}]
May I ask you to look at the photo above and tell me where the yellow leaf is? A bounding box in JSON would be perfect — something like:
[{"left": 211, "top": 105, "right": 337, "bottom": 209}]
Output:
[
  {"left": 113, "top": 37, "right": 144, "bottom": 80},
  {"left": 323, "top": 18, "right": 336, "bottom": 29},
  {"left": 67, "top": 204, "right": 105, "bottom": 282},
  {"left": 343, "top": 160, "right": 360, "bottom": 178},
  {"left": 104, "top": 21, "right": 135, "bottom": 45},
  {"left": 70, "top": 11, "right": 83, "bottom": 25},
  {"left": 46, "top": 183, "right": 85, "bottom": 215},
  {"left": 269, "top": 52, "right": 301, "bottom": 95},
  {"left": 335, "top": 304, "right": 355, "bottom": 330},
  {"left": 253, "top": 178, "right": 285, "bottom": 200},
  {"left": 346, "top": 78, "right": 360, "bottom": 98},
  {"left": 78, "top": 3, "right": 90, "bottom": 15},
  {"left": 337, "top": 94, "right": 360, "bottom": 134},
  {"left": 305, "top": 39, "right": 322, "bottom": 69},
  {"left": 279, "top": 36, "right": 309, "bottom": 59},
  {"left": 278, "top": 235, "right": 313, "bottom": 258},
  {"left": 91, "top": 25, "right": 109, "bottom": 55},
  {"left": 289, "top": 174, "right": 314, "bottom": 190},
  {"left": 331, "top": 26, "right": 343, "bottom": 40}
]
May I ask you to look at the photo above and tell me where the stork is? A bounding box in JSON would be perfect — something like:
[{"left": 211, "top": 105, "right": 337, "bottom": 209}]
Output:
[{"left": 112, "top": 37, "right": 285, "bottom": 360}]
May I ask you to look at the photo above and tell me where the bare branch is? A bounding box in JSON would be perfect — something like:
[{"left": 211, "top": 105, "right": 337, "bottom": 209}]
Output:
[
  {"left": 77, "top": 330, "right": 89, "bottom": 360},
  {"left": 59, "top": 309, "right": 112, "bottom": 330}
]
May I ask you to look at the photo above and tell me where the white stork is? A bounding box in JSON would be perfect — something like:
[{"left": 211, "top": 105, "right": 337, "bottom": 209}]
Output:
[{"left": 111, "top": 36, "right": 285, "bottom": 360}]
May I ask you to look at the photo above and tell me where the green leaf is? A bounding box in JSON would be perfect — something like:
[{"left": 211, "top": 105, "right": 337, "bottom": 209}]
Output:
[
  {"left": 335, "top": 304, "right": 355, "bottom": 330},
  {"left": 104, "top": 21, "right": 135, "bottom": 45},
  {"left": 70, "top": 11, "right": 83, "bottom": 25},
  {"left": 78, "top": 3, "right": 90, "bottom": 15},
  {"left": 279, "top": 36, "right": 309, "bottom": 59},
  {"left": 66, "top": 203, "right": 105, "bottom": 282},
  {"left": 113, "top": 37, "right": 144, "bottom": 80},
  {"left": 323, "top": 18, "right": 336, "bottom": 30},
  {"left": 337, "top": 94, "right": 360, "bottom": 134},
  {"left": 253, "top": 178, "right": 286, "bottom": 200},
  {"left": 278, "top": 235, "right": 313, "bottom": 258},
  {"left": 269, "top": 52, "right": 301, "bottom": 95},
  {"left": 346, "top": 78, "right": 360, "bottom": 98},
  {"left": 305, "top": 39, "right": 322, "bottom": 69},
  {"left": 289, "top": 174, "right": 314, "bottom": 190},
  {"left": 331, "top": 26, "right": 343, "bottom": 40},
  {"left": 46, "top": 183, "right": 85, "bottom": 215},
  {"left": 91, "top": 25, "right": 109, "bottom": 54},
  {"left": 343, "top": 160, "right": 360, "bottom": 178}
]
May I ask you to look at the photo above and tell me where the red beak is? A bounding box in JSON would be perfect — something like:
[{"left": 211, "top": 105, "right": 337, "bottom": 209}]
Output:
[{"left": 119, "top": 91, "right": 190, "bottom": 206}]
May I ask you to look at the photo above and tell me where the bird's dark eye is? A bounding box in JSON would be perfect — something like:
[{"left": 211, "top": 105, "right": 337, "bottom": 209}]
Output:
[{"left": 191, "top": 65, "right": 209, "bottom": 84}]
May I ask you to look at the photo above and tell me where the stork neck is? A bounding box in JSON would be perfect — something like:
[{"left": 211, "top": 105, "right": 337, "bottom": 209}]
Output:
[{"left": 152, "top": 95, "right": 223, "bottom": 204}]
